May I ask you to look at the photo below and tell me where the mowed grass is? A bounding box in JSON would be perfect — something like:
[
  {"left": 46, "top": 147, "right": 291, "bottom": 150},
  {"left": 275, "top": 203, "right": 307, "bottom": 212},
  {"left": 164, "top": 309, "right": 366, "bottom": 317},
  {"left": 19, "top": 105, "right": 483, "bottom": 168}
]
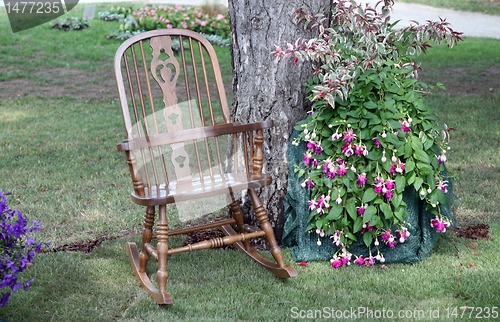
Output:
[{"left": 1, "top": 2, "right": 500, "bottom": 322}]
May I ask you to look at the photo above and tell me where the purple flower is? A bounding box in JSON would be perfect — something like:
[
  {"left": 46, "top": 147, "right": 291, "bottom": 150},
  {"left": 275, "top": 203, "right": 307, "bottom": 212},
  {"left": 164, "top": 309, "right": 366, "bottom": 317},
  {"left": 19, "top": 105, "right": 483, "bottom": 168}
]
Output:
[
  {"left": 400, "top": 120, "right": 411, "bottom": 133},
  {"left": 372, "top": 137, "right": 381, "bottom": 148},
  {"left": 384, "top": 179, "right": 395, "bottom": 191},
  {"left": 357, "top": 173, "right": 367, "bottom": 187},
  {"left": 303, "top": 152, "right": 312, "bottom": 166},
  {"left": 343, "top": 128, "right": 356, "bottom": 143},
  {"left": 342, "top": 143, "right": 354, "bottom": 157},
  {"left": 0, "top": 190, "right": 48, "bottom": 307},
  {"left": 354, "top": 256, "right": 365, "bottom": 266},
  {"left": 331, "top": 259, "right": 343, "bottom": 268},
  {"left": 431, "top": 217, "right": 451, "bottom": 232},
  {"left": 437, "top": 179, "right": 449, "bottom": 193},
  {"left": 337, "top": 163, "right": 347, "bottom": 176}
]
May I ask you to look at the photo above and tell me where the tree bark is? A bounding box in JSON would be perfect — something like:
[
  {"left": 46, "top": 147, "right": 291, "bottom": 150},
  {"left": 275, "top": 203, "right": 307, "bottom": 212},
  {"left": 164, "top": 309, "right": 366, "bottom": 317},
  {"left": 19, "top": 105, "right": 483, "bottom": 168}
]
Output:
[{"left": 229, "top": 0, "right": 332, "bottom": 242}]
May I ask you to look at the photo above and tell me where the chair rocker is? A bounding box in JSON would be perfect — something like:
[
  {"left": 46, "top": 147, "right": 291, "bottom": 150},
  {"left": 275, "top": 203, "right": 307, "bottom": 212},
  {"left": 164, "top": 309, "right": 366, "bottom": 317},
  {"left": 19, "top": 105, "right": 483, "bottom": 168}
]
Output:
[{"left": 114, "top": 29, "right": 297, "bottom": 305}]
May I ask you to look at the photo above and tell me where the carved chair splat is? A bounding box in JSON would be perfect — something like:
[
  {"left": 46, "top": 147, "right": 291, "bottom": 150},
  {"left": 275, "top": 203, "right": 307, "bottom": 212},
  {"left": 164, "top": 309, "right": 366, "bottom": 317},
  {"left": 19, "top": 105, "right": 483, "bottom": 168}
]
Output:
[{"left": 114, "top": 29, "right": 297, "bottom": 305}]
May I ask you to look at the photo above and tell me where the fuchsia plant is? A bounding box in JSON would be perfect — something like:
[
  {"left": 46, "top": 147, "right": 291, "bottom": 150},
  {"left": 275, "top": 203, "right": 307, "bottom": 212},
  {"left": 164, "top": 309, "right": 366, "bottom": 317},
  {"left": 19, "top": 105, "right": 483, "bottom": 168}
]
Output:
[{"left": 275, "top": 0, "right": 462, "bottom": 268}]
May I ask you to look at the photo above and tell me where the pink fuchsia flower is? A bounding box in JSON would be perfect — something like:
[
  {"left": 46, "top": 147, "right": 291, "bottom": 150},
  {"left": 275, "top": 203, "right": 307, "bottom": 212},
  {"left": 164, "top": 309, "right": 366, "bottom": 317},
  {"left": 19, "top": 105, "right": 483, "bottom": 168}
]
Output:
[
  {"left": 357, "top": 173, "right": 368, "bottom": 187},
  {"left": 436, "top": 179, "right": 449, "bottom": 193},
  {"left": 330, "top": 230, "right": 342, "bottom": 247},
  {"left": 331, "top": 259, "right": 343, "bottom": 268},
  {"left": 431, "top": 217, "right": 451, "bottom": 232},
  {"left": 311, "top": 159, "right": 319, "bottom": 167},
  {"left": 356, "top": 204, "right": 367, "bottom": 216},
  {"left": 385, "top": 179, "right": 395, "bottom": 191},
  {"left": 315, "top": 195, "right": 330, "bottom": 214},
  {"left": 315, "top": 229, "right": 325, "bottom": 237},
  {"left": 343, "top": 128, "right": 357, "bottom": 143},
  {"left": 354, "top": 255, "right": 365, "bottom": 266},
  {"left": 332, "top": 131, "right": 341, "bottom": 140},
  {"left": 355, "top": 144, "right": 368, "bottom": 156},
  {"left": 366, "top": 256, "right": 376, "bottom": 266},
  {"left": 342, "top": 143, "right": 354, "bottom": 157},
  {"left": 303, "top": 152, "right": 313, "bottom": 166},
  {"left": 337, "top": 162, "right": 347, "bottom": 176},
  {"left": 360, "top": 222, "right": 374, "bottom": 234},
  {"left": 374, "top": 252, "right": 385, "bottom": 263},
  {"left": 390, "top": 159, "right": 405, "bottom": 175},
  {"left": 396, "top": 228, "right": 411, "bottom": 243},
  {"left": 372, "top": 137, "right": 381, "bottom": 148},
  {"left": 301, "top": 178, "right": 315, "bottom": 189},
  {"left": 400, "top": 120, "right": 411, "bottom": 133},
  {"left": 381, "top": 230, "right": 397, "bottom": 248},
  {"left": 323, "top": 160, "right": 337, "bottom": 179},
  {"left": 331, "top": 249, "right": 352, "bottom": 268},
  {"left": 437, "top": 154, "right": 447, "bottom": 164},
  {"left": 308, "top": 200, "right": 317, "bottom": 210},
  {"left": 374, "top": 175, "right": 384, "bottom": 194},
  {"left": 314, "top": 143, "right": 323, "bottom": 155}
]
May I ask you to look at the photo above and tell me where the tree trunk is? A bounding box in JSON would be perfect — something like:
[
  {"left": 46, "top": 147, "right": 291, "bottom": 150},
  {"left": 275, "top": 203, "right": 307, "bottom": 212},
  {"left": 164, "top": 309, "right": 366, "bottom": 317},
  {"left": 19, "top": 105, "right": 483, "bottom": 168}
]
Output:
[{"left": 228, "top": 0, "right": 332, "bottom": 243}]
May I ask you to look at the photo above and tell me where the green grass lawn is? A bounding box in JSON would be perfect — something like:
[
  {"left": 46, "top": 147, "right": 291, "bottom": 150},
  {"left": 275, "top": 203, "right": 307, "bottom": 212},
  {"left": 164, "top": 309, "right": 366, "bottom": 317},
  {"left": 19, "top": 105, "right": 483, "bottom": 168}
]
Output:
[{"left": 1, "top": 2, "right": 500, "bottom": 322}]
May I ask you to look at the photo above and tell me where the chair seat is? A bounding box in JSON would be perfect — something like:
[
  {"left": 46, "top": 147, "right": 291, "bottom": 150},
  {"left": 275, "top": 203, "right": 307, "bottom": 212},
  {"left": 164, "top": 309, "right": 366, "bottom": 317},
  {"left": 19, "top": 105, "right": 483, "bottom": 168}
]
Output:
[{"left": 130, "top": 172, "right": 272, "bottom": 206}]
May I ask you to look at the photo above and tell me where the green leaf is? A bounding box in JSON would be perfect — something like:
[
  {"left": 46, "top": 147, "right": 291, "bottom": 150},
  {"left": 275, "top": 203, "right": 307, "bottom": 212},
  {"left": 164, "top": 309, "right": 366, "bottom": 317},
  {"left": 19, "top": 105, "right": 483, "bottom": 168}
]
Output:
[
  {"left": 363, "top": 206, "right": 377, "bottom": 223},
  {"left": 326, "top": 203, "right": 343, "bottom": 220},
  {"left": 362, "top": 188, "right": 377, "bottom": 203},
  {"left": 407, "top": 170, "right": 416, "bottom": 185},
  {"left": 363, "top": 231, "right": 374, "bottom": 247},
  {"left": 405, "top": 159, "right": 415, "bottom": 172},
  {"left": 353, "top": 217, "right": 364, "bottom": 233},
  {"left": 395, "top": 175, "right": 406, "bottom": 193},
  {"left": 404, "top": 142, "right": 412, "bottom": 158},
  {"left": 414, "top": 149, "right": 430, "bottom": 163},
  {"left": 346, "top": 199, "right": 357, "bottom": 220},
  {"left": 416, "top": 162, "right": 433, "bottom": 176},
  {"left": 380, "top": 202, "right": 392, "bottom": 219},
  {"left": 410, "top": 135, "right": 423, "bottom": 151},
  {"left": 364, "top": 101, "right": 378, "bottom": 110},
  {"left": 414, "top": 177, "right": 424, "bottom": 192},
  {"left": 391, "top": 192, "right": 403, "bottom": 208},
  {"left": 346, "top": 232, "right": 357, "bottom": 241}
]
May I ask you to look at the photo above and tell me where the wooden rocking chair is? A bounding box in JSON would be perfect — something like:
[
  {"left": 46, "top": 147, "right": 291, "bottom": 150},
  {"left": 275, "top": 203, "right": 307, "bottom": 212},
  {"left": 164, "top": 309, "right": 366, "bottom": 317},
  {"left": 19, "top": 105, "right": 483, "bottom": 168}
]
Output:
[{"left": 114, "top": 29, "right": 297, "bottom": 305}]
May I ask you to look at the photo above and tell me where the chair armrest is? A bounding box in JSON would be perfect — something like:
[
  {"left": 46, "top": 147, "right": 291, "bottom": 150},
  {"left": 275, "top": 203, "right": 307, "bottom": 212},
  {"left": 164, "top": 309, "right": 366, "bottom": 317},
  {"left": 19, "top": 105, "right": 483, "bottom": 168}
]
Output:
[{"left": 117, "top": 120, "right": 274, "bottom": 152}]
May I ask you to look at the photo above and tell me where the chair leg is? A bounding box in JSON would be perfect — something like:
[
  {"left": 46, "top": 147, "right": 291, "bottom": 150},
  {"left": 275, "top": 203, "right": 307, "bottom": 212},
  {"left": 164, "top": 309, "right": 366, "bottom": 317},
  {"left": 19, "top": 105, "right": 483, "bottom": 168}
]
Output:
[
  {"left": 221, "top": 189, "right": 297, "bottom": 278},
  {"left": 139, "top": 206, "right": 155, "bottom": 273},
  {"left": 127, "top": 205, "right": 173, "bottom": 305},
  {"left": 155, "top": 205, "right": 170, "bottom": 299},
  {"left": 229, "top": 192, "right": 251, "bottom": 251},
  {"left": 247, "top": 189, "right": 286, "bottom": 265}
]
